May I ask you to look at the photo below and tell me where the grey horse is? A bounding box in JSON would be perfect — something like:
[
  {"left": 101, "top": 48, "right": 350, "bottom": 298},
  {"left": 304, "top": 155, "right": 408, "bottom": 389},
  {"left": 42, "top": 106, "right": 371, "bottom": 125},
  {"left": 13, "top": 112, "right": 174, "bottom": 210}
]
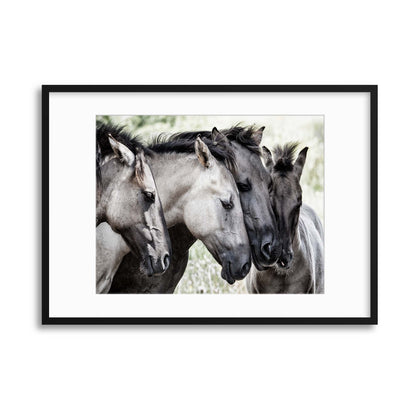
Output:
[
  {"left": 110, "top": 125, "right": 279, "bottom": 293},
  {"left": 246, "top": 143, "right": 324, "bottom": 294},
  {"left": 98, "top": 134, "right": 252, "bottom": 293},
  {"left": 96, "top": 122, "right": 171, "bottom": 293}
]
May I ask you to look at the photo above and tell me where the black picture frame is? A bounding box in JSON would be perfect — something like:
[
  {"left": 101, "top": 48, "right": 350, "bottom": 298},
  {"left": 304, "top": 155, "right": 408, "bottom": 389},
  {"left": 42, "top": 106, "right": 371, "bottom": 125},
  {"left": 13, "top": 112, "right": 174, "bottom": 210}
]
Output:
[{"left": 42, "top": 85, "right": 377, "bottom": 325}]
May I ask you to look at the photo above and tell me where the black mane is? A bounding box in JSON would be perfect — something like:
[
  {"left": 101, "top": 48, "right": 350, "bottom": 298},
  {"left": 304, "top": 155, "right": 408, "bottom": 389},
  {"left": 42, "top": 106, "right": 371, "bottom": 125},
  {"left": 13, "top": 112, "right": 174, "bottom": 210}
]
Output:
[
  {"left": 96, "top": 121, "right": 145, "bottom": 158},
  {"left": 148, "top": 131, "right": 238, "bottom": 173},
  {"left": 97, "top": 123, "right": 262, "bottom": 179},
  {"left": 161, "top": 125, "right": 261, "bottom": 155},
  {"left": 96, "top": 121, "right": 147, "bottom": 187},
  {"left": 273, "top": 142, "right": 299, "bottom": 173},
  {"left": 221, "top": 125, "right": 262, "bottom": 155}
]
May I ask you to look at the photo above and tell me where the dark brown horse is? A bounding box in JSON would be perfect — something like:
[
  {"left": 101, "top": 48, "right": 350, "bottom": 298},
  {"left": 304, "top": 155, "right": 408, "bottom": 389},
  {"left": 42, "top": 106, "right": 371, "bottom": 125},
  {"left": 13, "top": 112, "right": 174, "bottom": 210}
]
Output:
[{"left": 247, "top": 143, "right": 324, "bottom": 293}]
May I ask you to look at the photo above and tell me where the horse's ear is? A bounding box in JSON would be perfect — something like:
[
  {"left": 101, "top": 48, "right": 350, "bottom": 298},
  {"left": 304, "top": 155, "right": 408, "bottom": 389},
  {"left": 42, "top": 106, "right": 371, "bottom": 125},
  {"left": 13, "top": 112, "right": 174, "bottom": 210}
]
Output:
[
  {"left": 262, "top": 146, "right": 274, "bottom": 171},
  {"left": 135, "top": 149, "right": 146, "bottom": 185},
  {"left": 108, "top": 133, "right": 135, "bottom": 166},
  {"left": 195, "top": 137, "right": 212, "bottom": 168},
  {"left": 294, "top": 147, "right": 308, "bottom": 178},
  {"left": 252, "top": 126, "right": 265, "bottom": 145},
  {"left": 211, "top": 127, "right": 228, "bottom": 146}
]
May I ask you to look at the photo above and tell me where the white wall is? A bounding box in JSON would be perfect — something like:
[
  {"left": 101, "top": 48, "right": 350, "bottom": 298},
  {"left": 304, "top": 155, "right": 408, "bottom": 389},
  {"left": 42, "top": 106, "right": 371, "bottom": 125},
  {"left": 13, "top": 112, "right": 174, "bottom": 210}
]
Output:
[{"left": 1, "top": 1, "right": 414, "bottom": 415}]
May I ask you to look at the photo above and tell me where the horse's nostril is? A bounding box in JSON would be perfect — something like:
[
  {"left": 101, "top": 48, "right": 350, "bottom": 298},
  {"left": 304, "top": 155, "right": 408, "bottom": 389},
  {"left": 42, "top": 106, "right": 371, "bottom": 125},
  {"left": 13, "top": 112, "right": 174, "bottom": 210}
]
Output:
[
  {"left": 241, "top": 262, "right": 251, "bottom": 276},
  {"left": 261, "top": 242, "right": 272, "bottom": 257},
  {"left": 163, "top": 254, "right": 170, "bottom": 271},
  {"left": 278, "top": 253, "right": 293, "bottom": 268}
]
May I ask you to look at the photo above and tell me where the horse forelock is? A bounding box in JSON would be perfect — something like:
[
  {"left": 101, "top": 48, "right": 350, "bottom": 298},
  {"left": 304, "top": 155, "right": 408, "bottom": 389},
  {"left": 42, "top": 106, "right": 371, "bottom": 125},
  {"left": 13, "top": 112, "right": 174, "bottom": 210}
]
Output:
[{"left": 273, "top": 142, "right": 299, "bottom": 173}]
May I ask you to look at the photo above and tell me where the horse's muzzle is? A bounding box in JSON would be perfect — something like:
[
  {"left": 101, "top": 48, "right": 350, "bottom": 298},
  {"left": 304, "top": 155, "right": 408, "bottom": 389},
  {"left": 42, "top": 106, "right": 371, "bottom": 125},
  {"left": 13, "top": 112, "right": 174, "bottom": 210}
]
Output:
[
  {"left": 151, "top": 253, "right": 171, "bottom": 276},
  {"left": 276, "top": 249, "right": 293, "bottom": 269},
  {"left": 251, "top": 233, "right": 280, "bottom": 270},
  {"left": 220, "top": 255, "right": 251, "bottom": 284}
]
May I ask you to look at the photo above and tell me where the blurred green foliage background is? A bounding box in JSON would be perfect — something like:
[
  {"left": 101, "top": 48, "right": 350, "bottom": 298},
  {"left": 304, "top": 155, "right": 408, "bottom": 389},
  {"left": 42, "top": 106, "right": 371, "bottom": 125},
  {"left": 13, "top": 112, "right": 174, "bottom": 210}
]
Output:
[{"left": 97, "top": 115, "right": 324, "bottom": 294}]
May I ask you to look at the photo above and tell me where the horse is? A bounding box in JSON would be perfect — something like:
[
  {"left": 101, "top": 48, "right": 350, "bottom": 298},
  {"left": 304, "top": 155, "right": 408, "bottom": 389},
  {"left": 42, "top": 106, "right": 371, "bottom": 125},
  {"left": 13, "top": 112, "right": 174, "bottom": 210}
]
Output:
[
  {"left": 96, "top": 122, "right": 171, "bottom": 293},
  {"left": 98, "top": 132, "right": 252, "bottom": 292},
  {"left": 109, "top": 125, "right": 279, "bottom": 293},
  {"left": 246, "top": 143, "right": 324, "bottom": 294}
]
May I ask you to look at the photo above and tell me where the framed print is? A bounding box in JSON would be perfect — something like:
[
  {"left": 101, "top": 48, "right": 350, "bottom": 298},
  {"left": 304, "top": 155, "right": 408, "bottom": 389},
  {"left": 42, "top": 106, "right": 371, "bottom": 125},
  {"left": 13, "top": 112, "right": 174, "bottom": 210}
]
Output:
[{"left": 42, "top": 85, "right": 377, "bottom": 325}]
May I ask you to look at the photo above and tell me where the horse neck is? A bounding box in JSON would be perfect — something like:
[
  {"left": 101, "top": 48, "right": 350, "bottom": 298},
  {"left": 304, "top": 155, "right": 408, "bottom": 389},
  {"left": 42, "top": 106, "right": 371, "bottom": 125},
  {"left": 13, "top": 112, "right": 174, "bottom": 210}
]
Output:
[
  {"left": 292, "top": 223, "right": 302, "bottom": 255},
  {"left": 147, "top": 152, "right": 201, "bottom": 227},
  {"left": 292, "top": 209, "right": 309, "bottom": 260}
]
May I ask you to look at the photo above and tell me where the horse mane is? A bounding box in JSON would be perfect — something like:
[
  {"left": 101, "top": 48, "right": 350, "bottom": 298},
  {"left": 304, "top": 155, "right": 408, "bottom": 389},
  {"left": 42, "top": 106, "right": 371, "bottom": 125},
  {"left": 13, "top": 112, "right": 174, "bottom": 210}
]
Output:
[
  {"left": 96, "top": 123, "right": 262, "bottom": 179},
  {"left": 273, "top": 142, "right": 299, "bottom": 173},
  {"left": 160, "top": 124, "right": 261, "bottom": 156},
  {"left": 220, "top": 125, "right": 262, "bottom": 155},
  {"left": 96, "top": 141, "right": 102, "bottom": 189},
  {"left": 148, "top": 131, "right": 238, "bottom": 174},
  {"left": 96, "top": 121, "right": 147, "bottom": 186},
  {"left": 96, "top": 121, "right": 145, "bottom": 158}
]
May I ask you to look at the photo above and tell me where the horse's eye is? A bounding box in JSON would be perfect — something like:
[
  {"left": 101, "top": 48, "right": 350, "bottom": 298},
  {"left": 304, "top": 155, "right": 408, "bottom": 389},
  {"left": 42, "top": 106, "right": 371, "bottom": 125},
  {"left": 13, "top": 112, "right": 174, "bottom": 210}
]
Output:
[
  {"left": 237, "top": 182, "right": 251, "bottom": 192},
  {"left": 143, "top": 191, "right": 155, "bottom": 203},
  {"left": 221, "top": 200, "right": 234, "bottom": 210}
]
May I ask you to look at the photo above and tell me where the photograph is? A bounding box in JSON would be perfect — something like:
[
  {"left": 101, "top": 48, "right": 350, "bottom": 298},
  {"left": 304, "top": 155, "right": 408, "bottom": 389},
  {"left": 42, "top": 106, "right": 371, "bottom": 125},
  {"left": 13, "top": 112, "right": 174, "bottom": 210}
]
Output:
[{"left": 96, "top": 115, "right": 324, "bottom": 295}]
